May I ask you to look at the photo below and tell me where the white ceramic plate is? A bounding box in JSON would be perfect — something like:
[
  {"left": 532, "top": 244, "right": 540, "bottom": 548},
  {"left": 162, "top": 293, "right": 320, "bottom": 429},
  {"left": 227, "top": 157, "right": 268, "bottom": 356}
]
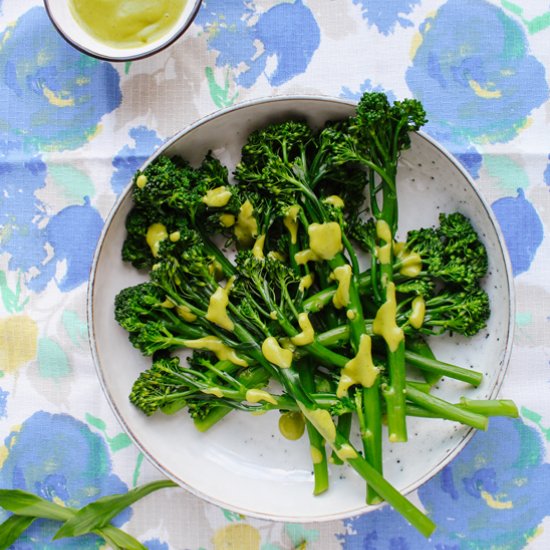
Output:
[{"left": 88, "top": 97, "right": 514, "bottom": 522}]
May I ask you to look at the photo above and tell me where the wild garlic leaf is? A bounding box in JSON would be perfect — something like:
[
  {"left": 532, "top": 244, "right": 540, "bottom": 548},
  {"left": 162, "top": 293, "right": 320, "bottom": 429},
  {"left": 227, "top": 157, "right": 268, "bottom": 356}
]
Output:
[
  {"left": 0, "top": 488, "right": 147, "bottom": 548},
  {"left": 54, "top": 479, "right": 177, "bottom": 539},
  {"left": 96, "top": 525, "right": 148, "bottom": 550},
  {"left": 0, "top": 514, "right": 36, "bottom": 550},
  {"left": 0, "top": 490, "right": 73, "bottom": 521}
]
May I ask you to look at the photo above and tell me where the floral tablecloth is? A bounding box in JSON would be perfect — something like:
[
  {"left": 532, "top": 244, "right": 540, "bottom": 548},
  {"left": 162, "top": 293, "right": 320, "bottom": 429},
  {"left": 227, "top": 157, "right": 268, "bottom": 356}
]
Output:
[{"left": 1, "top": 0, "right": 549, "bottom": 548}]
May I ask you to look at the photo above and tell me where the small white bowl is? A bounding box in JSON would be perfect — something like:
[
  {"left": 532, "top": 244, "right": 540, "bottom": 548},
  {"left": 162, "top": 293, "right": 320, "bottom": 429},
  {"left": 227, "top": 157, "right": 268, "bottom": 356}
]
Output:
[{"left": 44, "top": 0, "right": 203, "bottom": 62}]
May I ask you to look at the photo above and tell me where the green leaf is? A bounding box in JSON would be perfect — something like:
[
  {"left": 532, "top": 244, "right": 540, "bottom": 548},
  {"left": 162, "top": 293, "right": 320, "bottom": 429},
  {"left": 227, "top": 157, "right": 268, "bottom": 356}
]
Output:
[
  {"left": 0, "top": 490, "right": 73, "bottom": 521},
  {"left": 108, "top": 432, "right": 133, "bottom": 452},
  {"left": 54, "top": 479, "right": 177, "bottom": 539},
  {"left": 86, "top": 413, "right": 107, "bottom": 432},
  {"left": 0, "top": 514, "right": 36, "bottom": 550},
  {"left": 97, "top": 525, "right": 148, "bottom": 550},
  {"left": 0, "top": 270, "right": 29, "bottom": 313}
]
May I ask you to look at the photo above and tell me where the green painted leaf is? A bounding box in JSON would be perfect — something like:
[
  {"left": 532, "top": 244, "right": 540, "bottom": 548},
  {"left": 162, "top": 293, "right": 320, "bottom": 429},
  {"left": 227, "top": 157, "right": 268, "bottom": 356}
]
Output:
[
  {"left": 62, "top": 310, "right": 88, "bottom": 346},
  {"left": 222, "top": 508, "right": 244, "bottom": 522},
  {"left": 0, "top": 270, "right": 28, "bottom": 314},
  {"left": 48, "top": 164, "right": 95, "bottom": 202},
  {"left": 286, "top": 524, "right": 320, "bottom": 545},
  {"left": 527, "top": 12, "right": 550, "bottom": 33},
  {"left": 501, "top": 1, "right": 550, "bottom": 33},
  {"left": 86, "top": 413, "right": 107, "bottom": 432},
  {"left": 37, "top": 337, "right": 70, "bottom": 379},
  {"left": 108, "top": 432, "right": 132, "bottom": 452},
  {"left": 132, "top": 453, "right": 145, "bottom": 488},
  {"left": 205, "top": 66, "right": 238, "bottom": 108}
]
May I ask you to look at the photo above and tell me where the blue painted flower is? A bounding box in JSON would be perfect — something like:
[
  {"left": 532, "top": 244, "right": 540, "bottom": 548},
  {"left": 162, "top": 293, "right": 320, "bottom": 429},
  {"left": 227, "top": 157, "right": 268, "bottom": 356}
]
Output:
[
  {"left": 0, "top": 6, "right": 121, "bottom": 153},
  {"left": 0, "top": 8, "right": 118, "bottom": 292},
  {"left": 352, "top": 0, "right": 421, "bottom": 35},
  {"left": 544, "top": 154, "right": 550, "bottom": 186},
  {"left": 423, "top": 125, "right": 482, "bottom": 180},
  {"left": 41, "top": 197, "right": 104, "bottom": 292},
  {"left": 0, "top": 149, "right": 104, "bottom": 292},
  {"left": 339, "top": 417, "right": 550, "bottom": 549},
  {"left": 111, "top": 127, "right": 163, "bottom": 196},
  {"left": 0, "top": 154, "right": 49, "bottom": 280},
  {"left": 143, "top": 539, "right": 169, "bottom": 550},
  {"left": 340, "top": 79, "right": 396, "bottom": 104},
  {"left": 406, "top": 0, "right": 549, "bottom": 144},
  {"left": 0, "top": 411, "right": 130, "bottom": 548},
  {"left": 196, "top": 0, "right": 320, "bottom": 88},
  {"left": 492, "top": 189, "right": 543, "bottom": 277},
  {"left": 0, "top": 387, "right": 8, "bottom": 418}
]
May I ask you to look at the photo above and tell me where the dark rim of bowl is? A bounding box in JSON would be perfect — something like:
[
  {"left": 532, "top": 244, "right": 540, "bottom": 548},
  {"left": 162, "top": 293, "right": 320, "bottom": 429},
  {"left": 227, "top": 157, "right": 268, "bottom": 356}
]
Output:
[{"left": 43, "top": 0, "right": 203, "bottom": 62}]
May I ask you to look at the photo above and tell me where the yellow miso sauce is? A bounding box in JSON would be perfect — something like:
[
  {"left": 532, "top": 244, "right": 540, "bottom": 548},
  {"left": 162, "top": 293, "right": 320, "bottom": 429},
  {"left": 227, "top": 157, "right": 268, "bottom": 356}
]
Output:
[
  {"left": 183, "top": 336, "right": 248, "bottom": 367},
  {"left": 261, "top": 336, "right": 293, "bottom": 369},
  {"left": 205, "top": 277, "right": 235, "bottom": 332},
  {"left": 336, "top": 333, "right": 379, "bottom": 398},
  {"left": 145, "top": 222, "right": 168, "bottom": 257},
  {"left": 69, "top": 0, "right": 187, "bottom": 49},
  {"left": 290, "top": 312, "right": 315, "bottom": 346},
  {"left": 234, "top": 200, "right": 258, "bottom": 246},
  {"left": 202, "top": 186, "right": 232, "bottom": 208},
  {"left": 278, "top": 411, "right": 305, "bottom": 440}
]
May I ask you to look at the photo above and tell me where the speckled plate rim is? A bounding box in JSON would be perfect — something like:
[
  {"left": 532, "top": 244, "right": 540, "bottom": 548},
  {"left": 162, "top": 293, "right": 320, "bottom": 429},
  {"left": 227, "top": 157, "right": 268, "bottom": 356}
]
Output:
[
  {"left": 87, "top": 95, "right": 516, "bottom": 523},
  {"left": 43, "top": 0, "right": 203, "bottom": 62}
]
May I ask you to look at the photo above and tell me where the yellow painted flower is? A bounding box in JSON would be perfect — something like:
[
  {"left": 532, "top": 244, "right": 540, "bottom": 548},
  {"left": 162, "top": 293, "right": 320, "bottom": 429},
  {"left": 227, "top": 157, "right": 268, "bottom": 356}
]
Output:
[
  {"left": 212, "top": 524, "right": 261, "bottom": 550},
  {"left": 0, "top": 315, "right": 38, "bottom": 373}
]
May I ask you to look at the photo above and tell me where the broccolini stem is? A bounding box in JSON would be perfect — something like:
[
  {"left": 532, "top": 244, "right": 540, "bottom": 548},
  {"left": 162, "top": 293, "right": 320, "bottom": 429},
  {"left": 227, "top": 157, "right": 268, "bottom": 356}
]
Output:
[
  {"left": 231, "top": 323, "right": 313, "bottom": 406},
  {"left": 201, "top": 359, "right": 238, "bottom": 382},
  {"left": 300, "top": 363, "right": 329, "bottom": 495},
  {"left": 405, "top": 338, "right": 441, "bottom": 387},
  {"left": 193, "top": 406, "right": 233, "bottom": 432},
  {"left": 298, "top": 193, "right": 385, "bottom": 489},
  {"left": 312, "top": 324, "right": 483, "bottom": 387},
  {"left": 405, "top": 398, "right": 519, "bottom": 421},
  {"left": 313, "top": 323, "right": 356, "bottom": 347},
  {"left": 328, "top": 249, "right": 384, "bottom": 499},
  {"left": 297, "top": 402, "right": 435, "bottom": 538},
  {"left": 382, "top": 339, "right": 408, "bottom": 442},
  {"left": 405, "top": 383, "right": 488, "bottom": 431},
  {"left": 302, "top": 266, "right": 432, "bottom": 315},
  {"left": 404, "top": 350, "right": 482, "bottom": 387},
  {"left": 347, "top": 451, "right": 435, "bottom": 537},
  {"left": 305, "top": 420, "right": 329, "bottom": 495},
  {"left": 200, "top": 232, "right": 237, "bottom": 277},
  {"left": 457, "top": 398, "right": 519, "bottom": 418},
  {"left": 355, "top": 386, "right": 383, "bottom": 504},
  {"left": 330, "top": 412, "right": 352, "bottom": 466},
  {"left": 269, "top": 307, "right": 350, "bottom": 368}
]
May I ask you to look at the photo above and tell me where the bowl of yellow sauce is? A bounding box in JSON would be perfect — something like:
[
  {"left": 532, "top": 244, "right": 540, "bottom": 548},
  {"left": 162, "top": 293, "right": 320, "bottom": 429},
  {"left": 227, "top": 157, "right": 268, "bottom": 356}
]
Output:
[{"left": 44, "top": 0, "right": 203, "bottom": 61}]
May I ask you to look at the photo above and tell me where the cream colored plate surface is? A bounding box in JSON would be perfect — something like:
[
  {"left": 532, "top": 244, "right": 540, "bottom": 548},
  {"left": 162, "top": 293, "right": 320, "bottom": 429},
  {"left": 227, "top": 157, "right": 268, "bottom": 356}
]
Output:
[{"left": 88, "top": 97, "right": 514, "bottom": 522}]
